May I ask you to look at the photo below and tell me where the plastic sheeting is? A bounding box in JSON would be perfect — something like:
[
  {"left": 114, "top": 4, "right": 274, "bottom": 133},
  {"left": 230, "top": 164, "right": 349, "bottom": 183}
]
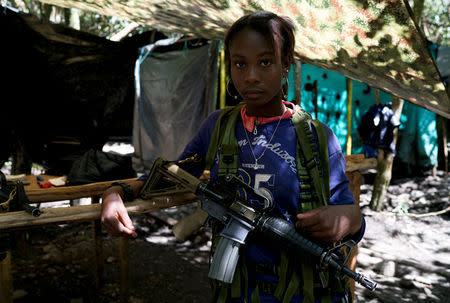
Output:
[
  {"left": 288, "top": 63, "right": 392, "bottom": 154},
  {"left": 132, "top": 38, "right": 219, "bottom": 173},
  {"left": 288, "top": 63, "right": 439, "bottom": 168},
  {"left": 397, "top": 102, "right": 438, "bottom": 168}
]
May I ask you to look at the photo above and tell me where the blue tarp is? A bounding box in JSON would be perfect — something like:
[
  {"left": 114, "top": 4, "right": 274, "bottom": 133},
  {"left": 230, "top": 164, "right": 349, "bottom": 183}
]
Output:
[{"left": 287, "top": 63, "right": 439, "bottom": 167}]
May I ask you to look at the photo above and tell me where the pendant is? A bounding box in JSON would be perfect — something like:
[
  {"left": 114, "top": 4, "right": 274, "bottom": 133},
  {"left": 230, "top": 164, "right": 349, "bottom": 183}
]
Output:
[
  {"left": 253, "top": 120, "right": 260, "bottom": 135},
  {"left": 254, "top": 160, "right": 258, "bottom": 170}
]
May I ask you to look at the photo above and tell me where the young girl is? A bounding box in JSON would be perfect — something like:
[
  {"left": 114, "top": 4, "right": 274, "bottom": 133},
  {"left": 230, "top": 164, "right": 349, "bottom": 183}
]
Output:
[{"left": 101, "top": 11, "right": 364, "bottom": 303}]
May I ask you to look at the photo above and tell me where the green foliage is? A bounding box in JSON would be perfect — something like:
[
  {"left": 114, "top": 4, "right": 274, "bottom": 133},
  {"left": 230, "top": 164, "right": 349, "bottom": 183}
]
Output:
[
  {"left": 409, "top": 0, "right": 450, "bottom": 46},
  {"left": 78, "top": 13, "right": 130, "bottom": 38},
  {"left": 2, "top": 0, "right": 136, "bottom": 39}
]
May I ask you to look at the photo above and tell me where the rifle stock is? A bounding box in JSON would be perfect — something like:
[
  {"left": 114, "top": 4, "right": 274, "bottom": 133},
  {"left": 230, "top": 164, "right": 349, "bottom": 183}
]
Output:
[{"left": 172, "top": 201, "right": 208, "bottom": 241}]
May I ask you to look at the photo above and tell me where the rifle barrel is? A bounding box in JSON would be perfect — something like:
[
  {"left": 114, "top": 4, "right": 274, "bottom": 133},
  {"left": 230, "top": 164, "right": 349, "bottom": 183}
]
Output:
[{"left": 258, "top": 215, "right": 377, "bottom": 291}]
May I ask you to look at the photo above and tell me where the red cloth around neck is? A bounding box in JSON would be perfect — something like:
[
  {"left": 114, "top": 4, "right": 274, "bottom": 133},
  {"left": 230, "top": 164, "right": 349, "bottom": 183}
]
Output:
[{"left": 241, "top": 101, "right": 297, "bottom": 133}]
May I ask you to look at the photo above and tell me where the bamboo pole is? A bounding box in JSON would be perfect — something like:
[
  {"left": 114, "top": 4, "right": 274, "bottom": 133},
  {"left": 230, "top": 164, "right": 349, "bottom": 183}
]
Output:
[
  {"left": 91, "top": 196, "right": 104, "bottom": 289},
  {"left": 25, "top": 178, "right": 137, "bottom": 203},
  {"left": 119, "top": 237, "right": 130, "bottom": 303},
  {"left": 374, "top": 88, "right": 380, "bottom": 105},
  {"left": 295, "top": 62, "right": 302, "bottom": 106},
  {"left": 346, "top": 78, "right": 353, "bottom": 155},
  {"left": 0, "top": 251, "right": 12, "bottom": 303},
  {"left": 203, "top": 41, "right": 216, "bottom": 117},
  {"left": 219, "top": 43, "right": 226, "bottom": 109},
  {"left": 345, "top": 169, "right": 362, "bottom": 302},
  {"left": 312, "top": 80, "right": 318, "bottom": 119},
  {"left": 0, "top": 192, "right": 198, "bottom": 231}
]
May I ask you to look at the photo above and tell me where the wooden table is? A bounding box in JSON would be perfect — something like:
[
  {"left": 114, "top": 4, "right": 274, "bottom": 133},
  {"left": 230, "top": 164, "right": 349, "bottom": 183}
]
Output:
[
  {"left": 0, "top": 177, "right": 198, "bottom": 303},
  {"left": 0, "top": 155, "right": 376, "bottom": 303}
]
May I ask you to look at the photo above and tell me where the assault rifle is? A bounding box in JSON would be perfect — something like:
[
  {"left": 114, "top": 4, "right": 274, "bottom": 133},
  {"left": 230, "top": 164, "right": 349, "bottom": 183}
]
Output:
[{"left": 141, "top": 158, "right": 377, "bottom": 291}]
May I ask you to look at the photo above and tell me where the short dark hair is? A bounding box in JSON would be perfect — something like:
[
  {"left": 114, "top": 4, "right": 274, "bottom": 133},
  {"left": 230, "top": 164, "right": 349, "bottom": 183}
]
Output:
[{"left": 224, "top": 11, "right": 296, "bottom": 71}]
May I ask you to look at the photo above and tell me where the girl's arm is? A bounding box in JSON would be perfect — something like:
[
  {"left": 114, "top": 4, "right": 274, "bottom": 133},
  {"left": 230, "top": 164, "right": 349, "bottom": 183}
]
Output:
[{"left": 296, "top": 123, "right": 364, "bottom": 243}]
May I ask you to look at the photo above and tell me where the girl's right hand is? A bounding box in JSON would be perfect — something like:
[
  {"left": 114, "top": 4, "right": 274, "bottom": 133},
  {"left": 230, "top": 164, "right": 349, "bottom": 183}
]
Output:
[{"left": 101, "top": 191, "right": 137, "bottom": 238}]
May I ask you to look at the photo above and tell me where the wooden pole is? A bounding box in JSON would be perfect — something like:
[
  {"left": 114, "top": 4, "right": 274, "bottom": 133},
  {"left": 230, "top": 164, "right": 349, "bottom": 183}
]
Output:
[
  {"left": 203, "top": 41, "right": 216, "bottom": 117},
  {"left": 295, "top": 62, "right": 302, "bottom": 106},
  {"left": 25, "top": 178, "right": 137, "bottom": 203},
  {"left": 0, "top": 192, "right": 198, "bottom": 231},
  {"left": 0, "top": 251, "right": 12, "bottom": 303},
  {"left": 313, "top": 80, "right": 318, "bottom": 119},
  {"left": 91, "top": 196, "right": 104, "bottom": 289},
  {"left": 437, "top": 116, "right": 448, "bottom": 172},
  {"left": 119, "top": 237, "right": 130, "bottom": 303},
  {"left": 346, "top": 78, "right": 353, "bottom": 155},
  {"left": 219, "top": 43, "right": 226, "bottom": 109},
  {"left": 374, "top": 88, "right": 380, "bottom": 105},
  {"left": 345, "top": 169, "right": 362, "bottom": 302}
]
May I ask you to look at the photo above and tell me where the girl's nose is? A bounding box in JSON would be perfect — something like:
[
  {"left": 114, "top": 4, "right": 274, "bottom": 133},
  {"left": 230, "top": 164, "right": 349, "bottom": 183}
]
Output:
[{"left": 245, "top": 65, "right": 260, "bottom": 83}]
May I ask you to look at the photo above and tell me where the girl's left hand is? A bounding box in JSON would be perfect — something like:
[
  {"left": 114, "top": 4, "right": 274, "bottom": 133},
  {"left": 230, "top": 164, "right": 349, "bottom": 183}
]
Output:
[{"left": 295, "top": 204, "right": 362, "bottom": 243}]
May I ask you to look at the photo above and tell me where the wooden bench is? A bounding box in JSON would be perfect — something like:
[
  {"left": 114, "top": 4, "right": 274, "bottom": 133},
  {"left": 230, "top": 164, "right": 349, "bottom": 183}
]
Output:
[{"left": 0, "top": 155, "right": 376, "bottom": 303}]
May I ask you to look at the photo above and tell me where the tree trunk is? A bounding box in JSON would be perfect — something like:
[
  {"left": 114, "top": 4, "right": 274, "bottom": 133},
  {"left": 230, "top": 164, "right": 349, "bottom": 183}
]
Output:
[
  {"left": 70, "top": 8, "right": 81, "bottom": 30},
  {"left": 412, "top": 0, "right": 425, "bottom": 24},
  {"left": 437, "top": 116, "right": 448, "bottom": 172},
  {"left": 11, "top": 138, "right": 32, "bottom": 175},
  {"left": 370, "top": 150, "right": 394, "bottom": 211},
  {"left": 40, "top": 2, "right": 53, "bottom": 21},
  {"left": 370, "top": 97, "right": 404, "bottom": 211}
]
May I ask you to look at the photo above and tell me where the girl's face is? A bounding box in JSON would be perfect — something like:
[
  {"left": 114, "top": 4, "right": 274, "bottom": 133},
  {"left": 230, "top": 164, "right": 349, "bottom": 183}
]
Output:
[{"left": 229, "top": 28, "right": 286, "bottom": 116}]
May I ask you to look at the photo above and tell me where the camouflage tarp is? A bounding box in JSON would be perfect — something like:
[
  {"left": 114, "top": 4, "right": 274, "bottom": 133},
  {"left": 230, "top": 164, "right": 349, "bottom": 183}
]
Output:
[{"left": 35, "top": 0, "right": 450, "bottom": 118}]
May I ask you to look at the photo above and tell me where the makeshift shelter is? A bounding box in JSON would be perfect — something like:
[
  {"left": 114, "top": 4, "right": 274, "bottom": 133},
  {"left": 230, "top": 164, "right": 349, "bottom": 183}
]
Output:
[
  {"left": 1, "top": 6, "right": 164, "bottom": 175},
  {"left": 3, "top": 0, "right": 450, "bottom": 175},
  {"left": 32, "top": 0, "right": 450, "bottom": 119},
  {"left": 1, "top": 2, "right": 449, "bottom": 303}
]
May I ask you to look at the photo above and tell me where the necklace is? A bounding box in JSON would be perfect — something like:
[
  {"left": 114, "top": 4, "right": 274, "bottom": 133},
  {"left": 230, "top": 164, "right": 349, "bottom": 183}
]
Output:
[{"left": 242, "top": 109, "right": 284, "bottom": 170}]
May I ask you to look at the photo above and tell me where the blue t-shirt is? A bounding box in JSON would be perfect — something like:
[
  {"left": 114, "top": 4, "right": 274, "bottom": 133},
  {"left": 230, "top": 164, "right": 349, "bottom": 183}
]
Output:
[{"left": 178, "top": 109, "right": 365, "bottom": 264}]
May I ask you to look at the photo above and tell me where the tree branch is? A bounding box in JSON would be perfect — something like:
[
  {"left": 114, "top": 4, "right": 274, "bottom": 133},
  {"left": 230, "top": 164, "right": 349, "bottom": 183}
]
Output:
[{"left": 110, "top": 22, "right": 140, "bottom": 41}]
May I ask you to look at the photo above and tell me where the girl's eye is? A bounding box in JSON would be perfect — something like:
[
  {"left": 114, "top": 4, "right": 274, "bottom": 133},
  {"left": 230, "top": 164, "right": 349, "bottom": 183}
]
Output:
[
  {"left": 234, "top": 61, "right": 245, "bottom": 68},
  {"left": 260, "top": 59, "right": 272, "bottom": 67}
]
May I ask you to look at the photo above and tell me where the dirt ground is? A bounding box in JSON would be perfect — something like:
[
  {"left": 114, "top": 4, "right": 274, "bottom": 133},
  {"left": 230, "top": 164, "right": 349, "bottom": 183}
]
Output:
[{"left": 6, "top": 171, "right": 450, "bottom": 303}]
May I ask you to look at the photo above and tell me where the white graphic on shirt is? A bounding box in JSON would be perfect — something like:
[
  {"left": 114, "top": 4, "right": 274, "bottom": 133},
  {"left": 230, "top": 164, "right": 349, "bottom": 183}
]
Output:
[
  {"left": 282, "top": 210, "right": 292, "bottom": 221},
  {"left": 238, "top": 137, "right": 297, "bottom": 173},
  {"left": 242, "top": 163, "right": 265, "bottom": 170},
  {"left": 253, "top": 173, "right": 274, "bottom": 208}
]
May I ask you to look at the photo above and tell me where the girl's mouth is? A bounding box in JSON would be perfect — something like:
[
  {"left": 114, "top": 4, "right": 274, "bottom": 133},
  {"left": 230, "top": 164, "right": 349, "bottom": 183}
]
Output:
[{"left": 243, "top": 89, "right": 264, "bottom": 99}]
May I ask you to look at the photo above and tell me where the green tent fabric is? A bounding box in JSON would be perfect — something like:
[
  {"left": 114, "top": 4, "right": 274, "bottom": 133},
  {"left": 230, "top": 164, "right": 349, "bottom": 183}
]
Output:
[
  {"left": 397, "top": 102, "right": 438, "bottom": 168},
  {"left": 287, "top": 63, "right": 438, "bottom": 167},
  {"left": 287, "top": 63, "right": 392, "bottom": 154},
  {"left": 35, "top": 0, "right": 450, "bottom": 118}
]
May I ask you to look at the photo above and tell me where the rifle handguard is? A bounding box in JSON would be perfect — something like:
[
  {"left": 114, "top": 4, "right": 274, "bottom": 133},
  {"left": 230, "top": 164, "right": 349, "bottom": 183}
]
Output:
[{"left": 257, "top": 215, "right": 377, "bottom": 291}]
